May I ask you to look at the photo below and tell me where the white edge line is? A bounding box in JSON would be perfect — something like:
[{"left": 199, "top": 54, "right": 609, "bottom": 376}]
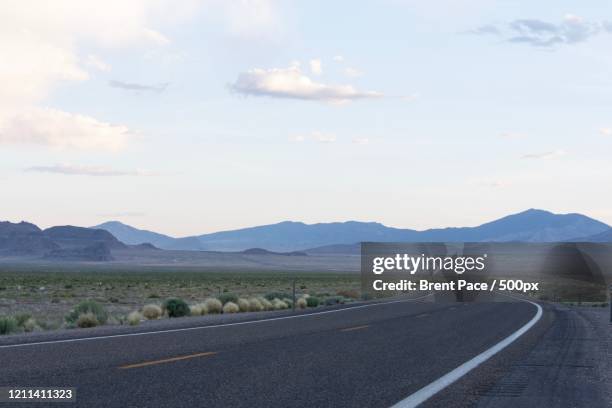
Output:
[
  {"left": 390, "top": 299, "right": 543, "bottom": 408},
  {"left": 0, "top": 294, "right": 433, "bottom": 349}
]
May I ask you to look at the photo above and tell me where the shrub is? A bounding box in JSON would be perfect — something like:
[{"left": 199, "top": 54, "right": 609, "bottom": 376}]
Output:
[
  {"left": 264, "top": 292, "right": 290, "bottom": 301},
  {"left": 14, "top": 313, "right": 32, "bottom": 327},
  {"left": 142, "top": 304, "right": 162, "bottom": 320},
  {"left": 258, "top": 297, "right": 273, "bottom": 311},
  {"left": 76, "top": 312, "right": 99, "bottom": 328},
  {"left": 204, "top": 298, "right": 223, "bottom": 314},
  {"left": 306, "top": 296, "right": 320, "bottom": 307},
  {"left": 23, "top": 318, "right": 38, "bottom": 332},
  {"left": 190, "top": 303, "right": 208, "bottom": 316},
  {"left": 283, "top": 298, "right": 294, "bottom": 308},
  {"left": 66, "top": 300, "right": 108, "bottom": 325},
  {"left": 223, "top": 302, "right": 239, "bottom": 313},
  {"left": 0, "top": 316, "right": 18, "bottom": 335},
  {"left": 237, "top": 298, "right": 250, "bottom": 312},
  {"left": 127, "top": 311, "right": 142, "bottom": 326},
  {"left": 296, "top": 297, "right": 307, "bottom": 309},
  {"left": 218, "top": 293, "right": 238, "bottom": 305},
  {"left": 272, "top": 298, "right": 288, "bottom": 310},
  {"left": 248, "top": 298, "right": 263, "bottom": 312},
  {"left": 163, "top": 298, "right": 191, "bottom": 318}
]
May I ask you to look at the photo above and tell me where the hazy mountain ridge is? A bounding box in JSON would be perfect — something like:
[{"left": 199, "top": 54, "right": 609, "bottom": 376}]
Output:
[
  {"left": 0, "top": 222, "right": 127, "bottom": 260},
  {"left": 94, "top": 209, "right": 611, "bottom": 252}
]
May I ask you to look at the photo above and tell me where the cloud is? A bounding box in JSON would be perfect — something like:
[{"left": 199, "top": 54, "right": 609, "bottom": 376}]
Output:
[
  {"left": 471, "top": 14, "right": 609, "bottom": 47},
  {"left": 109, "top": 80, "right": 169, "bottom": 93},
  {"left": 344, "top": 67, "right": 364, "bottom": 78},
  {"left": 25, "top": 163, "right": 150, "bottom": 176},
  {"left": 521, "top": 150, "right": 566, "bottom": 160},
  {"left": 86, "top": 55, "right": 111, "bottom": 72},
  {"left": 0, "top": 108, "right": 130, "bottom": 151},
  {"left": 309, "top": 59, "right": 322, "bottom": 75},
  {"left": 333, "top": 55, "right": 345, "bottom": 63},
  {"left": 229, "top": 64, "right": 383, "bottom": 103},
  {"left": 0, "top": 0, "right": 191, "bottom": 151},
  {"left": 599, "top": 128, "right": 612, "bottom": 136},
  {"left": 352, "top": 137, "right": 369, "bottom": 145}
]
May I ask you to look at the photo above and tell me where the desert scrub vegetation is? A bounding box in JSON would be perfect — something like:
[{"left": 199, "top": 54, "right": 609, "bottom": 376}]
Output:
[
  {"left": 272, "top": 298, "right": 288, "bottom": 310},
  {"left": 127, "top": 311, "right": 142, "bottom": 326},
  {"left": 306, "top": 296, "right": 320, "bottom": 307},
  {"left": 189, "top": 303, "right": 208, "bottom": 316},
  {"left": 247, "top": 297, "right": 263, "bottom": 311},
  {"left": 66, "top": 300, "right": 108, "bottom": 327},
  {"left": 217, "top": 293, "right": 238, "bottom": 305},
  {"left": 296, "top": 297, "right": 307, "bottom": 309},
  {"left": 0, "top": 316, "right": 18, "bottom": 335},
  {"left": 163, "top": 298, "right": 190, "bottom": 318},
  {"left": 76, "top": 312, "right": 99, "bottom": 328},
  {"left": 204, "top": 298, "right": 223, "bottom": 314},
  {"left": 237, "top": 298, "right": 250, "bottom": 312},
  {"left": 142, "top": 304, "right": 162, "bottom": 320},
  {"left": 258, "top": 297, "right": 273, "bottom": 311},
  {"left": 223, "top": 302, "right": 240, "bottom": 313}
]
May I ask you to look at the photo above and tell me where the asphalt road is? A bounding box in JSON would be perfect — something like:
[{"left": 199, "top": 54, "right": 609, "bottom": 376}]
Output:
[{"left": 0, "top": 297, "right": 609, "bottom": 408}]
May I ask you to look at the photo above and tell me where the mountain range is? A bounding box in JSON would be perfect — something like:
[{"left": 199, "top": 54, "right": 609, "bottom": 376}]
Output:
[
  {"left": 92, "top": 209, "right": 612, "bottom": 252},
  {"left": 1, "top": 209, "right": 610, "bottom": 261}
]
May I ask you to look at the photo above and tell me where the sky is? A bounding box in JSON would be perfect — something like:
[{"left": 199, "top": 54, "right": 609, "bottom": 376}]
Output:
[{"left": 1, "top": 0, "right": 612, "bottom": 237}]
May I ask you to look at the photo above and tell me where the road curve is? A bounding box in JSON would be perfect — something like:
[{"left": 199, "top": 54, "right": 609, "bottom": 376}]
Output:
[{"left": 0, "top": 297, "right": 544, "bottom": 408}]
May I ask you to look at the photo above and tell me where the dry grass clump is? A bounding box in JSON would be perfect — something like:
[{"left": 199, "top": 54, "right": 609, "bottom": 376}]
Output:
[
  {"left": 190, "top": 303, "right": 208, "bottom": 316},
  {"left": 237, "top": 298, "right": 250, "bottom": 312},
  {"left": 142, "top": 304, "right": 162, "bottom": 320},
  {"left": 127, "top": 311, "right": 142, "bottom": 326},
  {"left": 23, "top": 317, "right": 39, "bottom": 332},
  {"left": 76, "top": 312, "right": 99, "bottom": 328},
  {"left": 296, "top": 297, "right": 307, "bottom": 309},
  {"left": 248, "top": 298, "right": 263, "bottom": 312},
  {"left": 258, "top": 297, "right": 273, "bottom": 311},
  {"left": 204, "top": 298, "right": 223, "bottom": 314},
  {"left": 272, "top": 298, "right": 288, "bottom": 310},
  {"left": 223, "top": 301, "right": 239, "bottom": 313}
]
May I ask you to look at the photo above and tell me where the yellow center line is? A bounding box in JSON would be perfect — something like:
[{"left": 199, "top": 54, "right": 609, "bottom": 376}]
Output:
[
  {"left": 340, "top": 325, "right": 370, "bottom": 332},
  {"left": 119, "top": 351, "right": 217, "bottom": 369}
]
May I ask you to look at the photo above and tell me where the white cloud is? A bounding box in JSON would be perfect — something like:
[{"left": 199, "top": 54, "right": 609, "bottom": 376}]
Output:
[
  {"left": 344, "top": 67, "right": 363, "bottom": 78},
  {"left": 472, "top": 14, "right": 611, "bottom": 48},
  {"left": 25, "top": 163, "right": 150, "bottom": 176},
  {"left": 309, "top": 59, "right": 323, "bottom": 75},
  {"left": 333, "top": 55, "right": 344, "bottom": 63},
  {"left": 0, "top": 108, "right": 130, "bottom": 151},
  {"left": 230, "top": 64, "right": 383, "bottom": 103},
  {"left": 521, "top": 150, "right": 566, "bottom": 160},
  {"left": 599, "top": 128, "right": 612, "bottom": 136},
  {"left": 86, "top": 55, "right": 111, "bottom": 72},
  {"left": 0, "top": 0, "right": 190, "bottom": 151}
]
